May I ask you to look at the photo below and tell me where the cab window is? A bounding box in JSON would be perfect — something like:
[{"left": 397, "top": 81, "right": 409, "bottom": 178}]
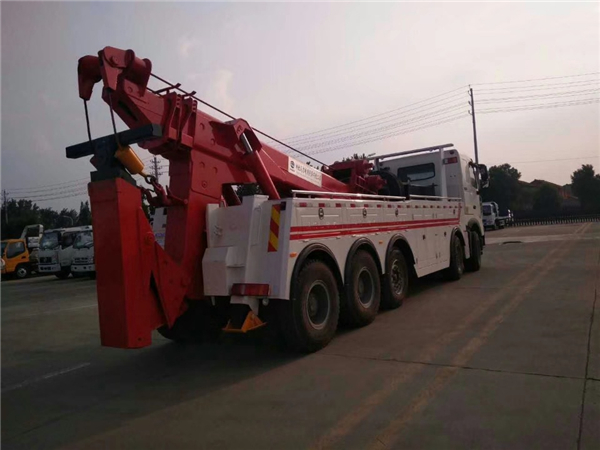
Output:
[
  {"left": 397, "top": 163, "right": 435, "bottom": 183},
  {"left": 6, "top": 242, "right": 26, "bottom": 258}
]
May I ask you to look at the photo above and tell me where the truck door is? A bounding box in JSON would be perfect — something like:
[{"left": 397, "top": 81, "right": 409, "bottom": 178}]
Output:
[
  {"left": 463, "top": 161, "right": 480, "bottom": 216},
  {"left": 6, "top": 241, "right": 28, "bottom": 272}
]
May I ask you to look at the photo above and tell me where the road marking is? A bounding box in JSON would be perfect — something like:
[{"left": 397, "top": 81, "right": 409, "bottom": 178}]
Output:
[
  {"left": 3, "top": 303, "right": 96, "bottom": 320},
  {"left": 311, "top": 222, "right": 587, "bottom": 450},
  {"left": 2, "top": 363, "right": 91, "bottom": 393},
  {"left": 368, "top": 229, "right": 578, "bottom": 448}
]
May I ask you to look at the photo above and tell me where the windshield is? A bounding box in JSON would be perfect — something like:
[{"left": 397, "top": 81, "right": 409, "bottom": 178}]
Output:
[
  {"left": 40, "top": 232, "right": 60, "bottom": 250},
  {"left": 74, "top": 231, "right": 94, "bottom": 249},
  {"left": 483, "top": 205, "right": 492, "bottom": 215},
  {"left": 1, "top": 241, "right": 7, "bottom": 256}
]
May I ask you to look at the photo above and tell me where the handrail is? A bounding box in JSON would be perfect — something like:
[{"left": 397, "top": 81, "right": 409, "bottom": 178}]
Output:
[
  {"left": 291, "top": 190, "right": 406, "bottom": 201},
  {"left": 408, "top": 195, "right": 462, "bottom": 202}
]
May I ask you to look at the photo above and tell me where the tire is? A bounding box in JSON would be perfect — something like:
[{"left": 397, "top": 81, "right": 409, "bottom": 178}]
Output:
[
  {"left": 89, "top": 272, "right": 96, "bottom": 280},
  {"left": 15, "top": 264, "right": 30, "bottom": 279},
  {"left": 55, "top": 270, "right": 70, "bottom": 280},
  {"left": 279, "top": 260, "right": 340, "bottom": 353},
  {"left": 381, "top": 247, "right": 409, "bottom": 310},
  {"left": 445, "top": 233, "right": 465, "bottom": 281},
  {"left": 341, "top": 250, "right": 381, "bottom": 327},
  {"left": 465, "top": 231, "right": 482, "bottom": 272}
]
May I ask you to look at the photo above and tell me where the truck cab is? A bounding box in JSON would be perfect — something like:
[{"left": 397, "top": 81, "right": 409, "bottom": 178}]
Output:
[
  {"left": 38, "top": 226, "right": 92, "bottom": 279},
  {"left": 373, "top": 146, "right": 488, "bottom": 240},
  {"left": 71, "top": 229, "right": 95, "bottom": 278},
  {"left": 482, "top": 201, "right": 505, "bottom": 230},
  {"left": 1, "top": 239, "right": 33, "bottom": 279}
]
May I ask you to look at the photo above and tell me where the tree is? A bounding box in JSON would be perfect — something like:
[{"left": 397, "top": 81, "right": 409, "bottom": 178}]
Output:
[
  {"left": 77, "top": 201, "right": 92, "bottom": 226},
  {"left": 571, "top": 164, "right": 600, "bottom": 212},
  {"left": 533, "top": 183, "right": 561, "bottom": 214},
  {"left": 58, "top": 208, "right": 78, "bottom": 227},
  {"left": 481, "top": 164, "right": 522, "bottom": 213}
]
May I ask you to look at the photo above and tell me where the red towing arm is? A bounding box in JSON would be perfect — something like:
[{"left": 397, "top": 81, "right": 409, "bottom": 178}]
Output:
[{"left": 67, "top": 46, "right": 382, "bottom": 348}]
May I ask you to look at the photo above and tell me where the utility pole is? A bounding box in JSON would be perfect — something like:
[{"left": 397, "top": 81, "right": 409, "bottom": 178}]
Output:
[
  {"left": 468, "top": 86, "right": 480, "bottom": 164},
  {"left": 151, "top": 156, "right": 163, "bottom": 180},
  {"left": 2, "top": 189, "right": 8, "bottom": 224}
]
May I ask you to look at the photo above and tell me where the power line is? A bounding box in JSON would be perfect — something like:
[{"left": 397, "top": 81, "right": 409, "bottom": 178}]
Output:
[
  {"left": 478, "top": 88, "right": 600, "bottom": 103},
  {"left": 478, "top": 97, "right": 600, "bottom": 114},
  {"left": 506, "top": 156, "right": 598, "bottom": 165},
  {"left": 307, "top": 112, "right": 469, "bottom": 156},
  {"left": 472, "top": 71, "right": 600, "bottom": 86},
  {"left": 277, "top": 94, "right": 469, "bottom": 149},
  {"left": 275, "top": 87, "right": 468, "bottom": 145},
  {"left": 295, "top": 104, "right": 467, "bottom": 153},
  {"left": 476, "top": 79, "right": 600, "bottom": 94}
]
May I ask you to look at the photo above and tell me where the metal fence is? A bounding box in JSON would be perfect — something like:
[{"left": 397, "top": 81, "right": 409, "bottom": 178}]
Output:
[{"left": 508, "top": 214, "right": 600, "bottom": 227}]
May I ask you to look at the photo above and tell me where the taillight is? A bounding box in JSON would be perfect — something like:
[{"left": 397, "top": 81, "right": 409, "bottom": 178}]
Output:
[
  {"left": 231, "top": 283, "right": 271, "bottom": 297},
  {"left": 443, "top": 157, "right": 459, "bottom": 164}
]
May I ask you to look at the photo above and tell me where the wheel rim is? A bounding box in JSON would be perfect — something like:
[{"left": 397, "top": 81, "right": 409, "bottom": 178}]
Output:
[
  {"left": 17, "top": 268, "right": 27, "bottom": 278},
  {"left": 391, "top": 259, "right": 405, "bottom": 295},
  {"left": 357, "top": 267, "right": 375, "bottom": 308},
  {"left": 455, "top": 240, "right": 464, "bottom": 274},
  {"left": 306, "top": 281, "right": 331, "bottom": 330}
]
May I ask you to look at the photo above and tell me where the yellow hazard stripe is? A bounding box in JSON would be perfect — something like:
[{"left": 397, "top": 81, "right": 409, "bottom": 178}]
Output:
[
  {"left": 271, "top": 207, "right": 280, "bottom": 226},
  {"left": 269, "top": 231, "right": 279, "bottom": 250}
]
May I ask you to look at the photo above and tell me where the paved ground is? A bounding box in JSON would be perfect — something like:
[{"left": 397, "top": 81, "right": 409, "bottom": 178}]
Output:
[{"left": 2, "top": 222, "right": 599, "bottom": 449}]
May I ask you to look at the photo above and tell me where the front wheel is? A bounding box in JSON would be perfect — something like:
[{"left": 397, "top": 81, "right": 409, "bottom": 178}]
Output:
[
  {"left": 465, "top": 231, "right": 482, "bottom": 272},
  {"left": 279, "top": 260, "right": 340, "bottom": 353},
  {"left": 445, "top": 233, "right": 465, "bottom": 281},
  {"left": 15, "top": 264, "right": 30, "bottom": 279}
]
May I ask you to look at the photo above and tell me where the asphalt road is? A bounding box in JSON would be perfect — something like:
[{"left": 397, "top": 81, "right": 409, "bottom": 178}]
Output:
[{"left": 2, "top": 223, "right": 599, "bottom": 449}]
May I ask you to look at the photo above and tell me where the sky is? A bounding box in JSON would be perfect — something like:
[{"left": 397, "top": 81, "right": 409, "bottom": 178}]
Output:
[{"left": 1, "top": 1, "right": 599, "bottom": 211}]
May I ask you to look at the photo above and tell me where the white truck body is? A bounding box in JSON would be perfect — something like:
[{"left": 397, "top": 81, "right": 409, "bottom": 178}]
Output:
[
  {"left": 71, "top": 229, "right": 95, "bottom": 275},
  {"left": 202, "top": 146, "right": 485, "bottom": 313},
  {"left": 38, "top": 226, "right": 93, "bottom": 277}
]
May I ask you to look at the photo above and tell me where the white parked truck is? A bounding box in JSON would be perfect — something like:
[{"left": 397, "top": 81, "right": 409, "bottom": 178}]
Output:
[
  {"left": 71, "top": 229, "right": 95, "bottom": 278},
  {"left": 38, "top": 226, "right": 92, "bottom": 279},
  {"left": 482, "top": 201, "right": 505, "bottom": 230}
]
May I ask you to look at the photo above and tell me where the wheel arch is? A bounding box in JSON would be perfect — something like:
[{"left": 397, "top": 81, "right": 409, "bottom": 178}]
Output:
[
  {"left": 291, "top": 243, "right": 343, "bottom": 296},
  {"left": 344, "top": 237, "right": 383, "bottom": 281},
  {"left": 386, "top": 234, "right": 416, "bottom": 275}
]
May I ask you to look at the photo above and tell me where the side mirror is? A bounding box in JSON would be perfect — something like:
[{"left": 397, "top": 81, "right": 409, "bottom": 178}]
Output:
[{"left": 477, "top": 164, "right": 489, "bottom": 189}]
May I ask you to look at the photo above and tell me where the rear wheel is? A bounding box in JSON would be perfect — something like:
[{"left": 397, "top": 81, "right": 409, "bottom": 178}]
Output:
[
  {"left": 381, "top": 247, "right": 409, "bottom": 310},
  {"left": 279, "top": 260, "right": 339, "bottom": 352},
  {"left": 465, "top": 231, "right": 482, "bottom": 272},
  {"left": 341, "top": 250, "right": 381, "bottom": 327},
  {"left": 15, "top": 264, "right": 30, "bottom": 279},
  {"left": 445, "top": 233, "right": 465, "bottom": 281}
]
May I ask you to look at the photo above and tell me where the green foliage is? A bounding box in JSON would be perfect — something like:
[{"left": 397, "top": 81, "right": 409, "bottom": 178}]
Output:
[
  {"left": 1, "top": 199, "right": 87, "bottom": 240},
  {"left": 481, "top": 164, "right": 522, "bottom": 213},
  {"left": 77, "top": 201, "right": 92, "bottom": 226},
  {"left": 571, "top": 164, "right": 600, "bottom": 212},
  {"left": 533, "top": 183, "right": 561, "bottom": 213}
]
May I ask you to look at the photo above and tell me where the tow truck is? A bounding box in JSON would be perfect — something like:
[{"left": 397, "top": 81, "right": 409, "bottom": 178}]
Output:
[{"left": 66, "top": 46, "right": 489, "bottom": 352}]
